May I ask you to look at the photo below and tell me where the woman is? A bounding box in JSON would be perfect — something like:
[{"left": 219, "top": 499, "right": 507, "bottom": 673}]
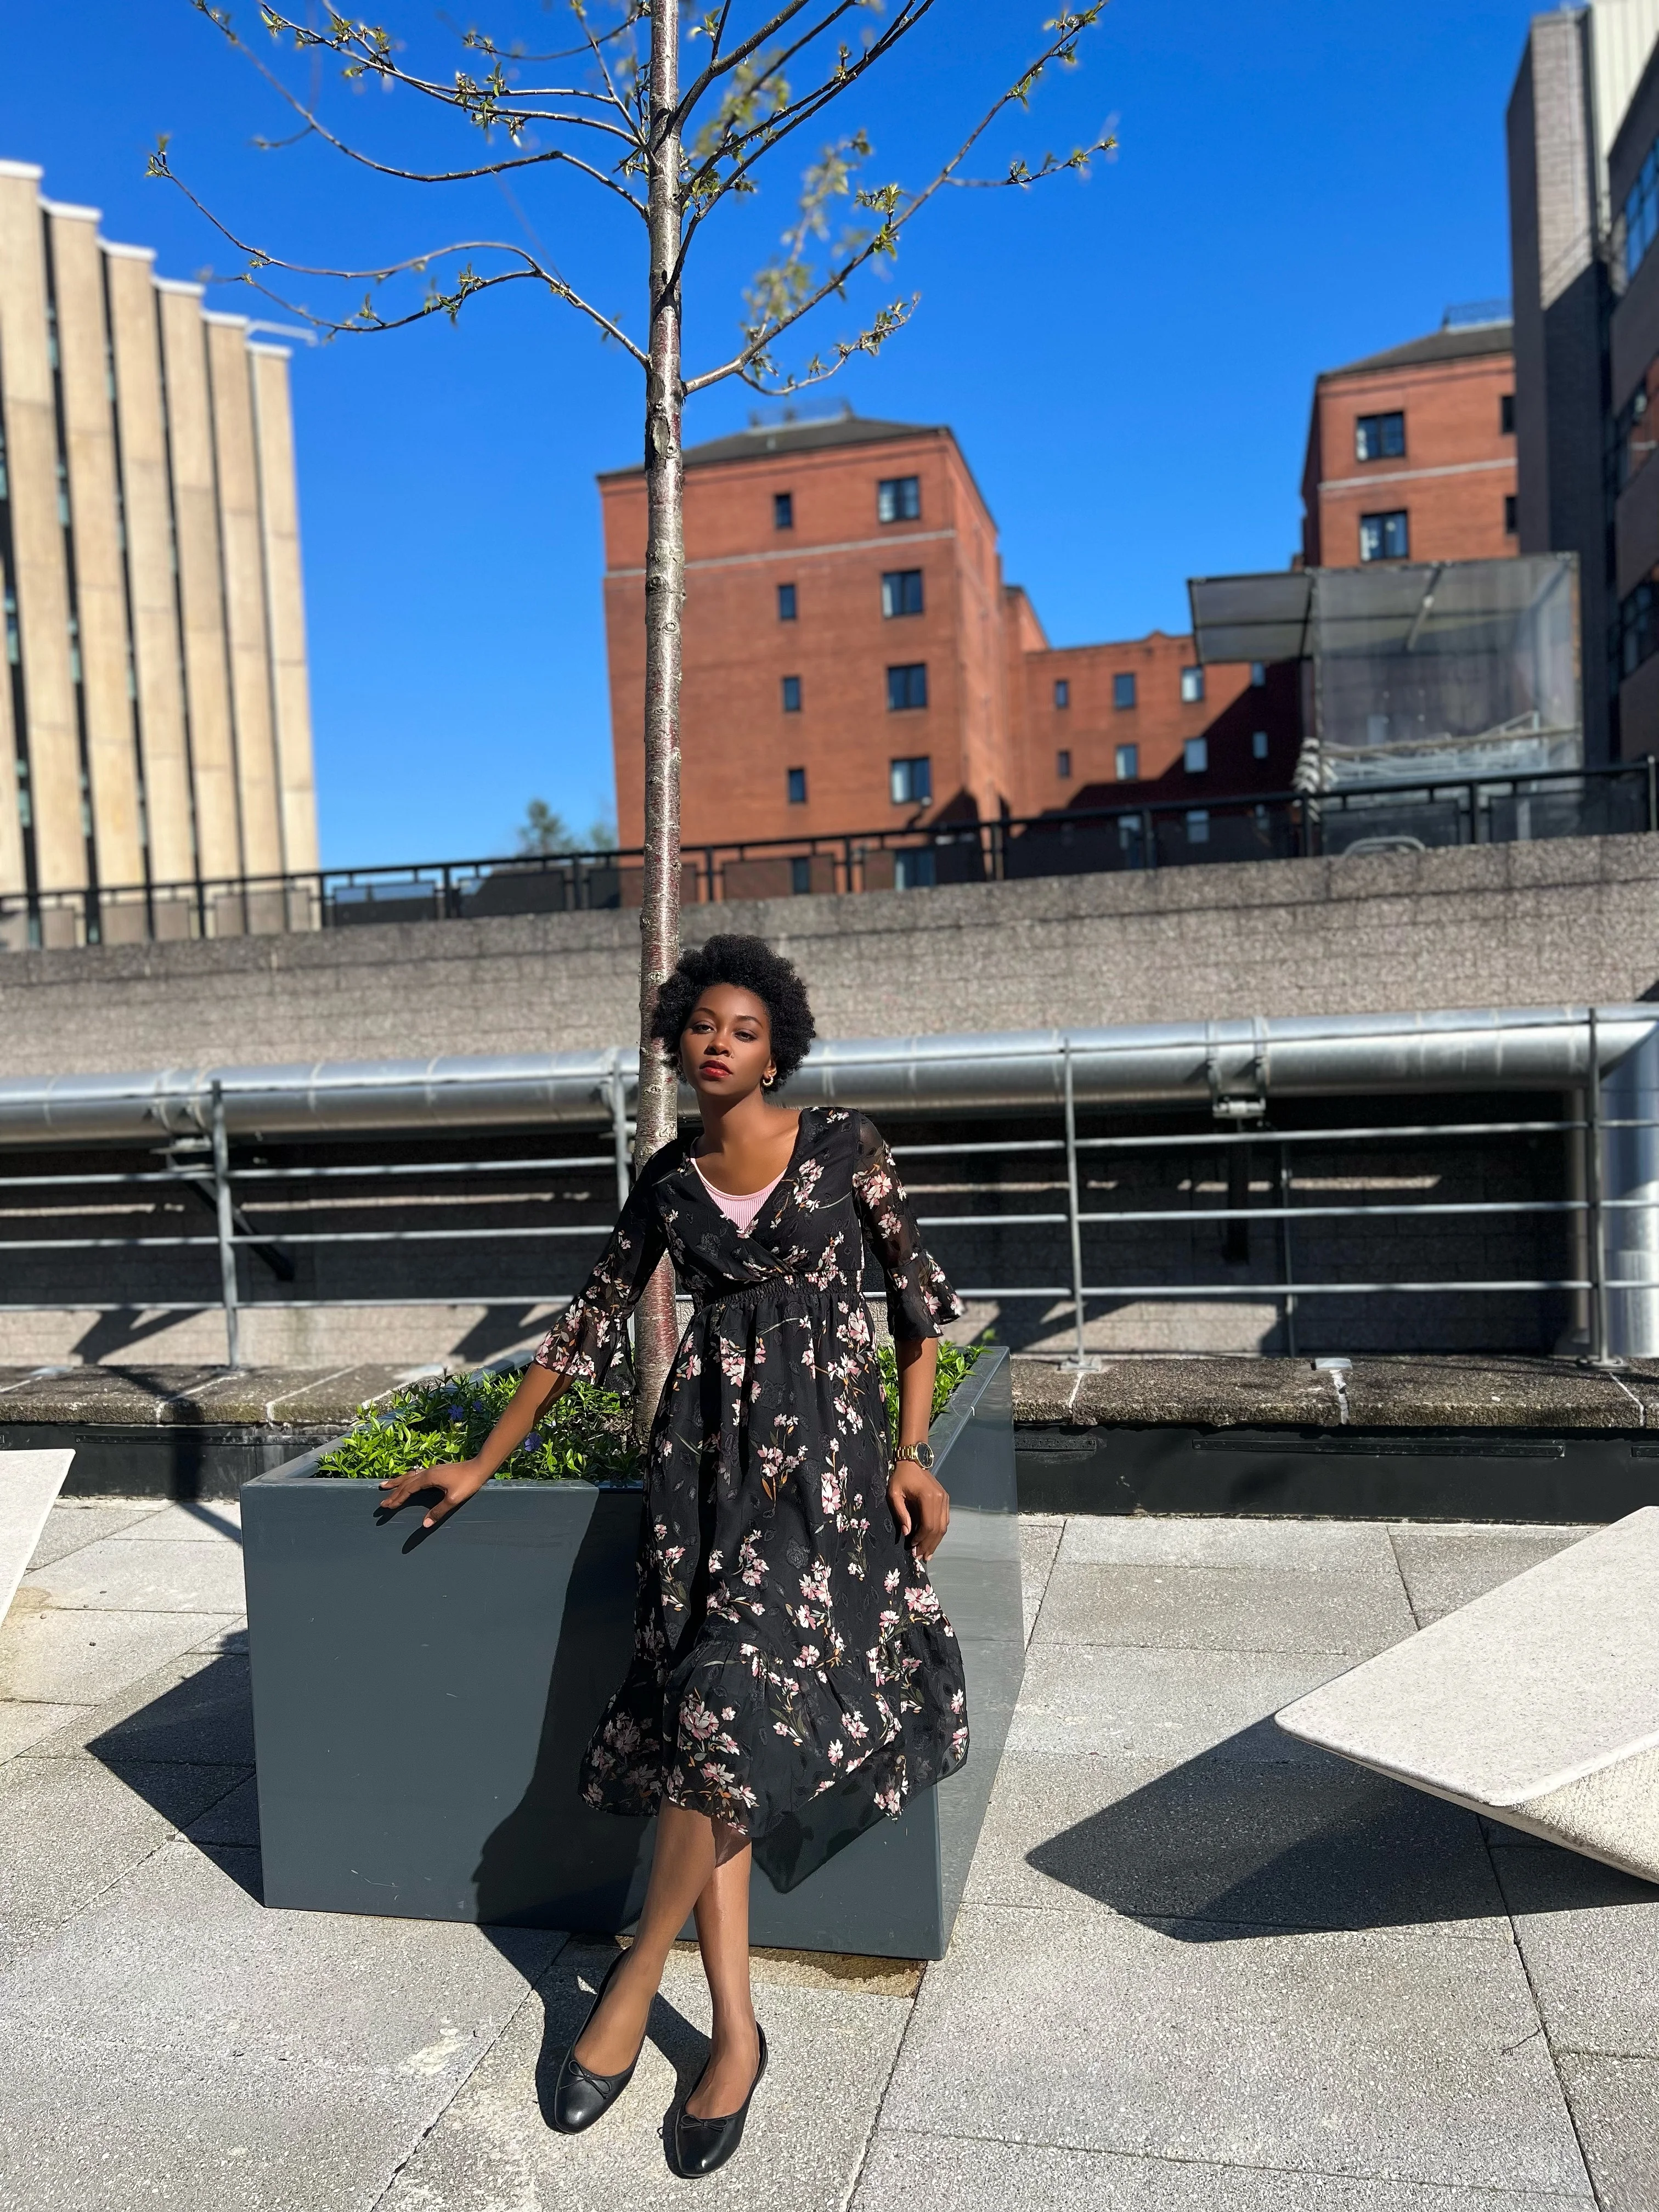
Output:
[{"left": 377, "top": 933, "right": 967, "bottom": 2179}]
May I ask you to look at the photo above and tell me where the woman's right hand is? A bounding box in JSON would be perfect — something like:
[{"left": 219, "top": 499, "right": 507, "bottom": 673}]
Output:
[{"left": 378, "top": 1458, "right": 490, "bottom": 1529}]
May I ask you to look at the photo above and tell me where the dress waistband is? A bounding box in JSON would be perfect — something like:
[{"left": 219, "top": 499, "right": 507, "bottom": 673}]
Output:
[{"left": 693, "top": 1274, "right": 814, "bottom": 1317}]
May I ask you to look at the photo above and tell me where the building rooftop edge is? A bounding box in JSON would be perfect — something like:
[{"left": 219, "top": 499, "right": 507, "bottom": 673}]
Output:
[
  {"left": 0, "top": 159, "right": 44, "bottom": 182},
  {"left": 1319, "top": 321, "right": 1515, "bottom": 379},
  {"left": 99, "top": 240, "right": 157, "bottom": 263},
  {"left": 153, "top": 276, "right": 207, "bottom": 298},
  {"left": 41, "top": 198, "right": 100, "bottom": 223},
  {"left": 596, "top": 413, "right": 947, "bottom": 481}
]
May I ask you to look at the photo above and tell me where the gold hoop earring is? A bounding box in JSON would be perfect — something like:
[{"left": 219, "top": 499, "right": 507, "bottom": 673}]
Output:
[{"left": 763, "top": 1073, "right": 776, "bottom": 1089}]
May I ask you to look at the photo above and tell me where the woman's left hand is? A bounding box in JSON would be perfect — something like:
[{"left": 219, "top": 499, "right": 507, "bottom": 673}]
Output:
[{"left": 888, "top": 1462, "right": 951, "bottom": 1560}]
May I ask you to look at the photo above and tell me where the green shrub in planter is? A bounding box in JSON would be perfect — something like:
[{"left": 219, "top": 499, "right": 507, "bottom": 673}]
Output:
[{"left": 317, "top": 1341, "right": 983, "bottom": 1489}]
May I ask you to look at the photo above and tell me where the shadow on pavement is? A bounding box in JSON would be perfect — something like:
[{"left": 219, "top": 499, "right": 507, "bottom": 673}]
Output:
[{"left": 1026, "top": 1722, "right": 1659, "bottom": 1936}]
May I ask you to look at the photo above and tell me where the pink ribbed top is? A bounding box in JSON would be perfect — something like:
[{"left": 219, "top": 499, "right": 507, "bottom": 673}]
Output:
[{"left": 691, "top": 1155, "right": 783, "bottom": 1237}]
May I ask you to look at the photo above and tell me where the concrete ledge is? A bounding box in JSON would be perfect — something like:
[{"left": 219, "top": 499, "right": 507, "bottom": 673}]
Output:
[
  {"left": 1277, "top": 1507, "right": 1659, "bottom": 1884},
  {"left": 1009, "top": 1354, "right": 1659, "bottom": 1432},
  {"left": 0, "top": 1448, "right": 73, "bottom": 1622},
  {"left": 0, "top": 1364, "right": 409, "bottom": 1427}
]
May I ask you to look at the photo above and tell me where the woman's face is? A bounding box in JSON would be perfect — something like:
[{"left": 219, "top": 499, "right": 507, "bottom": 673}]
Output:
[{"left": 680, "top": 984, "right": 775, "bottom": 1104}]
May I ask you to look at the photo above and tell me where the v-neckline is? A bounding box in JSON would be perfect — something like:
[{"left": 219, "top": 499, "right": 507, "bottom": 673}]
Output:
[{"left": 686, "top": 1107, "right": 810, "bottom": 1228}]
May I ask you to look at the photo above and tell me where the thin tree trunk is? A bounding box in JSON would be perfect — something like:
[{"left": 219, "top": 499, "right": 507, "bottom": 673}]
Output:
[{"left": 633, "top": 0, "right": 685, "bottom": 1437}]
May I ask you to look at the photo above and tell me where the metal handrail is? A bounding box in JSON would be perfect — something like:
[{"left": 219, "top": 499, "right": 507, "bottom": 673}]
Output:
[
  {"left": 4, "top": 758, "right": 1655, "bottom": 950},
  {"left": 0, "top": 1015, "right": 1649, "bottom": 1367}
]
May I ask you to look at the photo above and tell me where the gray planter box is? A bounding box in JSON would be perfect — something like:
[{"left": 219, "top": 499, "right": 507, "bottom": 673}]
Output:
[{"left": 241, "top": 1346, "right": 1020, "bottom": 1960}]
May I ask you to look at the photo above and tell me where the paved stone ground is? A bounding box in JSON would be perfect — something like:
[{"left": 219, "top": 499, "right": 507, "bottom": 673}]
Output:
[{"left": 2, "top": 1499, "right": 1656, "bottom": 2210}]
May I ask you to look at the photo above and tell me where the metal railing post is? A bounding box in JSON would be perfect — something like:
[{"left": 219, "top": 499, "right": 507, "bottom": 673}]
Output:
[
  {"left": 209, "top": 1081, "right": 241, "bottom": 1369},
  {"left": 608, "top": 1054, "right": 632, "bottom": 1212},
  {"left": 1277, "top": 1137, "right": 1298, "bottom": 1356},
  {"left": 1582, "top": 1007, "right": 1623, "bottom": 1368},
  {"left": 1061, "top": 1037, "right": 1093, "bottom": 1368},
  {"left": 1647, "top": 754, "right": 1657, "bottom": 833}
]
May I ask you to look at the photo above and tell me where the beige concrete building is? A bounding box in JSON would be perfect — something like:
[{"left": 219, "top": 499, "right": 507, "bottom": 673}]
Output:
[{"left": 0, "top": 160, "right": 317, "bottom": 947}]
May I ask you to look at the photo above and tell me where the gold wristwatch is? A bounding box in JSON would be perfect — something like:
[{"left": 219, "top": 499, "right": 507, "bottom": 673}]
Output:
[{"left": 893, "top": 1441, "right": 935, "bottom": 1472}]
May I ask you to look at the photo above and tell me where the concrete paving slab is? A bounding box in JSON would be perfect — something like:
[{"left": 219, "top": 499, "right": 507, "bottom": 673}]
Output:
[
  {"left": 24, "top": 1501, "right": 162, "bottom": 1571},
  {"left": 882, "top": 1903, "right": 1588, "bottom": 2196},
  {"left": 0, "top": 1699, "right": 90, "bottom": 1765},
  {"left": 22, "top": 1533, "right": 247, "bottom": 1615},
  {"left": 0, "top": 1600, "right": 238, "bottom": 1705},
  {"left": 0, "top": 1449, "right": 74, "bottom": 1626},
  {"left": 190, "top": 1617, "right": 247, "bottom": 1656},
  {"left": 853, "top": 2131, "right": 1593, "bottom": 2211},
  {"left": 1020, "top": 1514, "right": 1064, "bottom": 1644},
  {"left": 1058, "top": 1516, "right": 1397, "bottom": 1576},
  {"left": 0, "top": 1835, "right": 558, "bottom": 2069},
  {"left": 1491, "top": 1845, "right": 1659, "bottom": 2056},
  {"left": 964, "top": 1750, "right": 1509, "bottom": 1937},
  {"left": 1387, "top": 1523, "right": 1597, "bottom": 1627},
  {"left": 381, "top": 1936, "right": 912, "bottom": 2212},
  {"left": 1009, "top": 1643, "right": 1345, "bottom": 1763},
  {"left": 1278, "top": 1510, "right": 1659, "bottom": 1883},
  {"left": 112, "top": 1499, "right": 242, "bottom": 1543},
  {"left": 1033, "top": 1561, "right": 1415, "bottom": 1657},
  {"left": 0, "top": 1756, "right": 244, "bottom": 1962},
  {"left": 183, "top": 1773, "right": 261, "bottom": 1847},
  {"left": 28, "top": 1646, "right": 257, "bottom": 1768},
  {"left": 0, "top": 2026, "right": 503, "bottom": 2212},
  {"left": 1559, "top": 2055, "right": 1659, "bottom": 2212}
]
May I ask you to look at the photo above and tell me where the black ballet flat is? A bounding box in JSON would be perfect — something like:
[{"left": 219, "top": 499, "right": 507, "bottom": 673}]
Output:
[
  {"left": 550, "top": 1949, "right": 646, "bottom": 2134},
  {"left": 668, "top": 2023, "right": 768, "bottom": 2179}
]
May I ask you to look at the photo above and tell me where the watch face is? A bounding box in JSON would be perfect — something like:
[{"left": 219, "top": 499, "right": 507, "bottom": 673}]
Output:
[{"left": 913, "top": 1441, "right": 935, "bottom": 1472}]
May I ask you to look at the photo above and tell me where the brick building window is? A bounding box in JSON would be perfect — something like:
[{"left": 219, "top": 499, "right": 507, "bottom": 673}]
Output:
[
  {"left": 1054, "top": 678, "right": 1069, "bottom": 708},
  {"left": 1184, "top": 737, "right": 1209, "bottom": 774},
  {"left": 1056, "top": 748, "right": 1071, "bottom": 780},
  {"left": 1186, "top": 809, "right": 1210, "bottom": 844},
  {"left": 1252, "top": 730, "right": 1269, "bottom": 760},
  {"left": 1502, "top": 392, "right": 1516, "bottom": 435},
  {"left": 890, "top": 755, "right": 932, "bottom": 805},
  {"left": 791, "top": 856, "right": 812, "bottom": 893},
  {"left": 781, "top": 674, "right": 802, "bottom": 712},
  {"left": 877, "top": 475, "right": 921, "bottom": 523},
  {"left": 1617, "top": 571, "right": 1659, "bottom": 682},
  {"left": 787, "top": 766, "right": 807, "bottom": 804},
  {"left": 1250, "top": 661, "right": 1267, "bottom": 686},
  {"left": 1113, "top": 672, "right": 1137, "bottom": 710},
  {"left": 1181, "top": 665, "right": 1205, "bottom": 703},
  {"left": 774, "top": 490, "right": 794, "bottom": 529},
  {"left": 887, "top": 663, "right": 928, "bottom": 711},
  {"left": 882, "top": 569, "right": 924, "bottom": 618},
  {"left": 1355, "top": 411, "right": 1406, "bottom": 462},
  {"left": 1359, "top": 510, "right": 1409, "bottom": 562},
  {"left": 777, "top": 582, "right": 797, "bottom": 620},
  {"left": 1505, "top": 494, "right": 1518, "bottom": 536},
  {"left": 1115, "top": 742, "right": 1138, "bottom": 780},
  {"left": 1623, "top": 136, "right": 1659, "bottom": 283}
]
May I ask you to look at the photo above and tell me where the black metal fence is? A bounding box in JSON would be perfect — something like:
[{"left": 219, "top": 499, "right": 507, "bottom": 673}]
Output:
[{"left": 3, "top": 759, "right": 1655, "bottom": 952}]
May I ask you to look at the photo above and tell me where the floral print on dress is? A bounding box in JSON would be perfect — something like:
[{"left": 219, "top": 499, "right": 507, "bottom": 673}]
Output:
[{"left": 532, "top": 1107, "right": 967, "bottom": 1888}]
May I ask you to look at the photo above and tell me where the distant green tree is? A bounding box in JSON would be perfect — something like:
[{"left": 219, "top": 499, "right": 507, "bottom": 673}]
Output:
[{"left": 517, "top": 800, "right": 618, "bottom": 856}]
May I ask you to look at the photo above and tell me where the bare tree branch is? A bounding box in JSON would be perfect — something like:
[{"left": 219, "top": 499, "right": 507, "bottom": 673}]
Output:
[{"left": 146, "top": 144, "right": 647, "bottom": 361}]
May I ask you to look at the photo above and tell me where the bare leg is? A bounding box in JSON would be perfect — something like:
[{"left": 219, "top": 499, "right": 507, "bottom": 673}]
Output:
[
  {"left": 684, "top": 1833, "right": 759, "bottom": 2119},
  {"left": 572, "top": 1802, "right": 719, "bottom": 2076}
]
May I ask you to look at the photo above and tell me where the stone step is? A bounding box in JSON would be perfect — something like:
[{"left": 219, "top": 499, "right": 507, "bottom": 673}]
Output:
[{"left": 1276, "top": 1506, "right": 1659, "bottom": 1883}]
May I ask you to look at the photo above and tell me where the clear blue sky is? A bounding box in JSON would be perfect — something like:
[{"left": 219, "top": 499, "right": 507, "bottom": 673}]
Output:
[{"left": 0, "top": 1, "right": 1542, "bottom": 867}]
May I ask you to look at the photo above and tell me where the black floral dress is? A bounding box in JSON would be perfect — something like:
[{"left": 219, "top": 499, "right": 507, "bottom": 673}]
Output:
[{"left": 533, "top": 1105, "right": 968, "bottom": 1887}]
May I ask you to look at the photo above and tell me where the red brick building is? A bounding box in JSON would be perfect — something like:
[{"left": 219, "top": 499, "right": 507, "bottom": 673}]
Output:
[
  {"left": 1301, "top": 319, "right": 1519, "bottom": 569},
  {"left": 600, "top": 412, "right": 1295, "bottom": 851}
]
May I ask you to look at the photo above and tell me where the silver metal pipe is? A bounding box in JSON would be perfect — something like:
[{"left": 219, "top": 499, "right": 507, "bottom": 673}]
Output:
[{"left": 2, "top": 1006, "right": 1656, "bottom": 1148}]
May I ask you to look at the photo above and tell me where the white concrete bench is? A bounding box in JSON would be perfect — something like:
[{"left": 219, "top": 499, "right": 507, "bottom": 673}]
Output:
[
  {"left": 1277, "top": 1506, "right": 1659, "bottom": 1884},
  {"left": 0, "top": 1450, "right": 75, "bottom": 1627}
]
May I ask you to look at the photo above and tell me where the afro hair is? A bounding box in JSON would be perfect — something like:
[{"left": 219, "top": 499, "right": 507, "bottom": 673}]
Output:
[{"left": 651, "top": 933, "right": 817, "bottom": 1087}]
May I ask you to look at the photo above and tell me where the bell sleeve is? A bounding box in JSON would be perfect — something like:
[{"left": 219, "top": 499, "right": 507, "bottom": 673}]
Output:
[
  {"left": 532, "top": 1165, "right": 669, "bottom": 1386},
  {"left": 851, "top": 1112, "right": 964, "bottom": 1343}
]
